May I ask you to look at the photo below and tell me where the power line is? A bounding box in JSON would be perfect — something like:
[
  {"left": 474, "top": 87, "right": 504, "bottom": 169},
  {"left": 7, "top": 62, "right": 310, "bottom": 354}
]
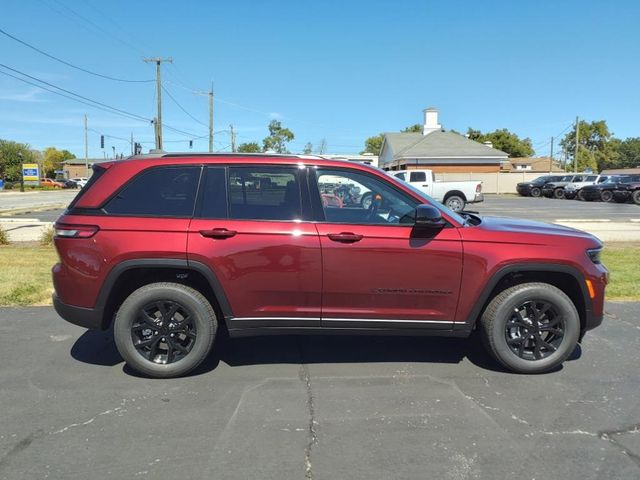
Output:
[
  {"left": 0, "top": 63, "right": 149, "bottom": 122},
  {"left": 0, "top": 64, "right": 203, "bottom": 138},
  {"left": 0, "top": 28, "right": 153, "bottom": 83},
  {"left": 161, "top": 85, "right": 208, "bottom": 127}
]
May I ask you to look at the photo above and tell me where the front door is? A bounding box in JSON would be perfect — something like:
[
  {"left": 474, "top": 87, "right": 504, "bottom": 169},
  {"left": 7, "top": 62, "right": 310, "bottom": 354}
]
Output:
[
  {"left": 312, "top": 167, "right": 463, "bottom": 330},
  {"left": 188, "top": 165, "right": 322, "bottom": 331}
]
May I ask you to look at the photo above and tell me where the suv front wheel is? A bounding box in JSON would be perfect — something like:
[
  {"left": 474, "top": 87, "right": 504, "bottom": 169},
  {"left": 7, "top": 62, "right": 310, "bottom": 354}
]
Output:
[
  {"left": 479, "top": 282, "right": 580, "bottom": 374},
  {"left": 114, "top": 282, "right": 217, "bottom": 378}
]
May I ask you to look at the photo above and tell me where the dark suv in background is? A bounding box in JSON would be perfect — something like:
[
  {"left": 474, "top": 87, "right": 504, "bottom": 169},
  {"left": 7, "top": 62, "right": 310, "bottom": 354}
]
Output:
[
  {"left": 516, "top": 175, "right": 565, "bottom": 197},
  {"left": 53, "top": 154, "right": 607, "bottom": 378},
  {"left": 580, "top": 175, "right": 640, "bottom": 201}
]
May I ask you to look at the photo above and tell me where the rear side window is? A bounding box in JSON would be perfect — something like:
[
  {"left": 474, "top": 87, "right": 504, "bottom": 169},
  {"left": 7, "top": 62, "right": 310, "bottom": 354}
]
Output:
[
  {"left": 228, "top": 166, "right": 301, "bottom": 221},
  {"left": 394, "top": 172, "right": 406, "bottom": 181},
  {"left": 104, "top": 166, "right": 200, "bottom": 217},
  {"left": 409, "top": 171, "right": 426, "bottom": 182}
]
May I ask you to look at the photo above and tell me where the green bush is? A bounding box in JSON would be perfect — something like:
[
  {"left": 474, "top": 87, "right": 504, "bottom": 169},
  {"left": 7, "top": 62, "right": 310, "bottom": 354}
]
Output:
[
  {"left": 0, "top": 226, "right": 9, "bottom": 245},
  {"left": 39, "top": 226, "right": 55, "bottom": 246}
]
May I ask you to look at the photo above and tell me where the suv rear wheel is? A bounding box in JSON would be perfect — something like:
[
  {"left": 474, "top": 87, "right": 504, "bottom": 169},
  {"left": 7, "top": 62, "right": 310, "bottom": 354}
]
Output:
[
  {"left": 633, "top": 190, "right": 640, "bottom": 205},
  {"left": 114, "top": 282, "right": 217, "bottom": 378},
  {"left": 479, "top": 282, "right": 580, "bottom": 374},
  {"left": 601, "top": 190, "right": 613, "bottom": 202},
  {"left": 553, "top": 188, "right": 565, "bottom": 199}
]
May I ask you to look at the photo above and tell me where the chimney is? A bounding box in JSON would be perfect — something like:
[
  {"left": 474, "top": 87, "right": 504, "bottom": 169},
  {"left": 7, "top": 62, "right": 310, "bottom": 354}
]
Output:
[{"left": 423, "top": 107, "right": 441, "bottom": 135}]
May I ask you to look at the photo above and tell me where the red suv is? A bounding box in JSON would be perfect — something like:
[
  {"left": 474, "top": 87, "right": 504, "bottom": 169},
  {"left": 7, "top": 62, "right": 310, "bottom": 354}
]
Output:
[{"left": 52, "top": 154, "right": 608, "bottom": 377}]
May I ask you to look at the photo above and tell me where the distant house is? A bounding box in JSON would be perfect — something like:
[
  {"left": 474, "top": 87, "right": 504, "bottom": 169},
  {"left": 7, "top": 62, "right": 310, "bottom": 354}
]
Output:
[
  {"left": 61, "top": 158, "right": 111, "bottom": 179},
  {"left": 378, "top": 108, "right": 509, "bottom": 172},
  {"left": 508, "top": 157, "right": 564, "bottom": 172}
]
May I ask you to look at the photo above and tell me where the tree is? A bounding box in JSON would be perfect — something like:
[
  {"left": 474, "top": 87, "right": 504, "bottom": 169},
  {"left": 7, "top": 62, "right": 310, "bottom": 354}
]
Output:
[
  {"left": 262, "top": 120, "right": 294, "bottom": 153},
  {"left": 616, "top": 137, "right": 640, "bottom": 168},
  {"left": 237, "top": 142, "right": 262, "bottom": 153},
  {"left": 302, "top": 142, "right": 313, "bottom": 154},
  {"left": 402, "top": 124, "right": 422, "bottom": 133},
  {"left": 559, "top": 120, "right": 615, "bottom": 172},
  {"left": 466, "top": 128, "right": 534, "bottom": 158},
  {"left": 0, "top": 139, "right": 35, "bottom": 182},
  {"left": 43, "top": 147, "right": 75, "bottom": 177}
]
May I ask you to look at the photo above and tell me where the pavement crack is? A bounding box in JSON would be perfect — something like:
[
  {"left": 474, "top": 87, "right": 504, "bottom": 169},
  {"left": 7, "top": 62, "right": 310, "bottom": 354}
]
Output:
[
  {"left": 599, "top": 423, "right": 640, "bottom": 468},
  {"left": 298, "top": 344, "right": 317, "bottom": 480}
]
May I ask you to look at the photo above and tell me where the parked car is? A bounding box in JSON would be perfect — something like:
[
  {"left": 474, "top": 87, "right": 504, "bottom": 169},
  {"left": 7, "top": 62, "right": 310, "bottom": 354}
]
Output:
[
  {"left": 391, "top": 169, "right": 483, "bottom": 212},
  {"left": 71, "top": 177, "right": 88, "bottom": 188},
  {"left": 62, "top": 179, "right": 78, "bottom": 189},
  {"left": 516, "top": 175, "right": 565, "bottom": 197},
  {"left": 40, "top": 178, "right": 65, "bottom": 188},
  {"left": 52, "top": 153, "right": 607, "bottom": 378},
  {"left": 579, "top": 175, "right": 637, "bottom": 201},
  {"left": 564, "top": 175, "right": 612, "bottom": 200},
  {"left": 541, "top": 174, "right": 587, "bottom": 199},
  {"left": 612, "top": 176, "right": 640, "bottom": 204}
]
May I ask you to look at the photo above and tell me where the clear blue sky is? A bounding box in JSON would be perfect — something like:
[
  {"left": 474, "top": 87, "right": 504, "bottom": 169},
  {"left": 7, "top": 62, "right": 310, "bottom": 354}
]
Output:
[{"left": 1, "top": 0, "right": 639, "bottom": 158}]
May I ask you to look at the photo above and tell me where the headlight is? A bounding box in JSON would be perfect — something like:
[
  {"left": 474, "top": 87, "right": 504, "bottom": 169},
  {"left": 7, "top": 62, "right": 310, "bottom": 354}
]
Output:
[{"left": 586, "top": 248, "right": 602, "bottom": 264}]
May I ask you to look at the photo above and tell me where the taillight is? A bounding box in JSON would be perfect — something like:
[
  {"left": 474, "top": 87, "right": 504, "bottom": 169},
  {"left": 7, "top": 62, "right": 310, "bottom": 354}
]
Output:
[
  {"left": 476, "top": 183, "right": 482, "bottom": 193},
  {"left": 54, "top": 224, "right": 99, "bottom": 239}
]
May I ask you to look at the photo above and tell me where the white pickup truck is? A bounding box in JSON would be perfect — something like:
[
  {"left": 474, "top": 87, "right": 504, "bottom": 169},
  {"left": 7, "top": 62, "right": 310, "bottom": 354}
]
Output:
[{"left": 390, "top": 169, "right": 483, "bottom": 212}]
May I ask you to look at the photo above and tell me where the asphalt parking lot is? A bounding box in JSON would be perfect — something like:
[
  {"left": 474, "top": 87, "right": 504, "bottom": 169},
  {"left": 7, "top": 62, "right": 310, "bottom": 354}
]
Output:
[{"left": 1, "top": 304, "right": 639, "bottom": 479}]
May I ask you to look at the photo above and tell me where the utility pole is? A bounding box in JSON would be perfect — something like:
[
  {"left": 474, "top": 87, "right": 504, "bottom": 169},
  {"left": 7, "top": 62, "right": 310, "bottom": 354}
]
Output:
[
  {"left": 143, "top": 57, "right": 172, "bottom": 150},
  {"left": 84, "top": 114, "right": 89, "bottom": 176},
  {"left": 130, "top": 132, "right": 134, "bottom": 156},
  {"left": 549, "top": 136, "right": 554, "bottom": 172},
  {"left": 196, "top": 83, "right": 214, "bottom": 152},
  {"left": 574, "top": 116, "right": 579, "bottom": 173},
  {"left": 230, "top": 124, "right": 236, "bottom": 152}
]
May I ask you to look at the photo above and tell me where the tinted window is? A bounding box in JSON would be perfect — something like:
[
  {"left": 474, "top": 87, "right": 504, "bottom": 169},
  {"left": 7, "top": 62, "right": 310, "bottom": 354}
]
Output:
[
  {"left": 409, "top": 171, "right": 426, "bottom": 182},
  {"left": 394, "top": 172, "right": 406, "bottom": 181},
  {"left": 586, "top": 176, "right": 597, "bottom": 181},
  {"left": 316, "top": 169, "right": 418, "bottom": 225},
  {"left": 573, "top": 175, "right": 585, "bottom": 182},
  {"left": 228, "top": 166, "right": 301, "bottom": 221},
  {"left": 200, "top": 167, "right": 227, "bottom": 218},
  {"left": 105, "top": 166, "right": 200, "bottom": 216}
]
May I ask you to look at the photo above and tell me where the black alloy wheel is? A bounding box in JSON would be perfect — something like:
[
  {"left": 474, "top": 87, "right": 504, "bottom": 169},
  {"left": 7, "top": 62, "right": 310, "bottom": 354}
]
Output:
[
  {"left": 601, "top": 190, "right": 613, "bottom": 202},
  {"left": 530, "top": 187, "right": 541, "bottom": 197},
  {"left": 505, "top": 301, "right": 564, "bottom": 361},
  {"left": 132, "top": 300, "right": 196, "bottom": 364}
]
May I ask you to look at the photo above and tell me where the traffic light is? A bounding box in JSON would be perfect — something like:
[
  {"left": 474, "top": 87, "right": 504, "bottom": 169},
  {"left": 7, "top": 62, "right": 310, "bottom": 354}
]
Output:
[
  {"left": 100, "top": 135, "right": 104, "bottom": 149},
  {"left": 134, "top": 142, "right": 142, "bottom": 155},
  {"left": 189, "top": 140, "right": 193, "bottom": 149}
]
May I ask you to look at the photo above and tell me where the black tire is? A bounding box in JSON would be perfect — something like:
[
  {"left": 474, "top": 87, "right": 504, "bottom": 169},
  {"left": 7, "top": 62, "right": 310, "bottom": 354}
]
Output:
[
  {"left": 564, "top": 191, "right": 576, "bottom": 200},
  {"left": 633, "top": 190, "right": 640, "bottom": 205},
  {"left": 601, "top": 190, "right": 613, "bottom": 202},
  {"left": 577, "top": 189, "right": 586, "bottom": 201},
  {"left": 553, "top": 188, "right": 565, "bottom": 199},
  {"left": 479, "top": 282, "right": 580, "bottom": 374},
  {"left": 530, "top": 187, "right": 541, "bottom": 198},
  {"left": 114, "top": 282, "right": 217, "bottom": 378},
  {"left": 444, "top": 195, "right": 465, "bottom": 212}
]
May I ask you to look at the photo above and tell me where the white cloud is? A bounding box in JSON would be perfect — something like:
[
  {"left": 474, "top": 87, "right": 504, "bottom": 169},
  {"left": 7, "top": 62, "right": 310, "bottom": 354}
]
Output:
[
  {"left": 268, "top": 112, "right": 283, "bottom": 120},
  {"left": 0, "top": 88, "right": 49, "bottom": 103}
]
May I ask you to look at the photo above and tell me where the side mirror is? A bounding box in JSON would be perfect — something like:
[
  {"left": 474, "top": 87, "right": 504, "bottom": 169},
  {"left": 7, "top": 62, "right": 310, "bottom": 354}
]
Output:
[{"left": 414, "top": 204, "right": 446, "bottom": 228}]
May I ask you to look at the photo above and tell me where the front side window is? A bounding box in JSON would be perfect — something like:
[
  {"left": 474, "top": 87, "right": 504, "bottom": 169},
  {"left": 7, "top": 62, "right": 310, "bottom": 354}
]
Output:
[
  {"left": 316, "top": 169, "right": 418, "bottom": 225},
  {"left": 104, "top": 166, "right": 200, "bottom": 216},
  {"left": 228, "top": 166, "right": 301, "bottom": 221}
]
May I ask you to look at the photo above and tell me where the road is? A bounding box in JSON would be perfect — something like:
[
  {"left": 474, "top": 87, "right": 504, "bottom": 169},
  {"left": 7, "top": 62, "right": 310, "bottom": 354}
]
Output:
[
  {"left": 0, "top": 303, "right": 638, "bottom": 479},
  {"left": 0, "top": 190, "right": 77, "bottom": 214}
]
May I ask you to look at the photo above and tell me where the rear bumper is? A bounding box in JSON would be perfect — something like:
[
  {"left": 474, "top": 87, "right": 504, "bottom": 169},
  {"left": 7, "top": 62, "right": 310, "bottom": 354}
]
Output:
[
  {"left": 53, "top": 293, "right": 105, "bottom": 330},
  {"left": 468, "top": 193, "right": 484, "bottom": 204}
]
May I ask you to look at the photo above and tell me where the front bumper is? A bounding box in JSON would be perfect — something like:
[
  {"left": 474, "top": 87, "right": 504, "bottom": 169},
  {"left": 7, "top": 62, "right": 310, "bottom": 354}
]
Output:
[
  {"left": 516, "top": 185, "right": 531, "bottom": 196},
  {"left": 53, "top": 293, "right": 105, "bottom": 330}
]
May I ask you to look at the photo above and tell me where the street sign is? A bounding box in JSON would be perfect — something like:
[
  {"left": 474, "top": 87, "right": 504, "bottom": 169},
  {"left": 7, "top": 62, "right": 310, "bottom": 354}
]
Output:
[{"left": 22, "top": 163, "right": 40, "bottom": 186}]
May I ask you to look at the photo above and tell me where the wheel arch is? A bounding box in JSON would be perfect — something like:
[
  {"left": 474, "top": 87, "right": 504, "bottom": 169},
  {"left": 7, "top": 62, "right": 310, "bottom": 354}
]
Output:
[
  {"left": 96, "top": 259, "right": 232, "bottom": 330},
  {"left": 461, "top": 263, "right": 591, "bottom": 335},
  {"left": 443, "top": 190, "right": 467, "bottom": 202}
]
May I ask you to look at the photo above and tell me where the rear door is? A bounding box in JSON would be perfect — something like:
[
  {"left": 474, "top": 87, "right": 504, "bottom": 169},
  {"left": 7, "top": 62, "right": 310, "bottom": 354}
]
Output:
[{"left": 188, "top": 165, "right": 322, "bottom": 330}]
